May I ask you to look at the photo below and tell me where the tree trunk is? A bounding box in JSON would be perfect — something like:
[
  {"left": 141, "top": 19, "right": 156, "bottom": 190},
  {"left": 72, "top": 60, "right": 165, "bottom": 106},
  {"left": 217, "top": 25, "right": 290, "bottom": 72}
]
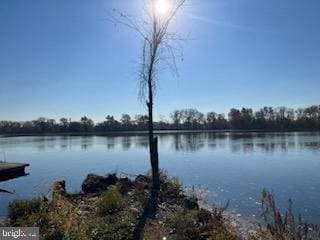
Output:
[
  {"left": 152, "top": 137, "right": 160, "bottom": 192},
  {"left": 147, "top": 83, "right": 160, "bottom": 193}
]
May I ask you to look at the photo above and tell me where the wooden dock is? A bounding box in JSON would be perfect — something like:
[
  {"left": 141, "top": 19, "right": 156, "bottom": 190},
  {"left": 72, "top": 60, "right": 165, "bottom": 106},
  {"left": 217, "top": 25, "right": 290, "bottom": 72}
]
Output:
[{"left": 0, "top": 162, "right": 29, "bottom": 181}]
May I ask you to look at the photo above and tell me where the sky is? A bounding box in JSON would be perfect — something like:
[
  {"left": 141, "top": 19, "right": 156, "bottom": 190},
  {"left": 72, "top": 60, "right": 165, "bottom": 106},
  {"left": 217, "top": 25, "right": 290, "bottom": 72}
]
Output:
[{"left": 0, "top": 0, "right": 319, "bottom": 122}]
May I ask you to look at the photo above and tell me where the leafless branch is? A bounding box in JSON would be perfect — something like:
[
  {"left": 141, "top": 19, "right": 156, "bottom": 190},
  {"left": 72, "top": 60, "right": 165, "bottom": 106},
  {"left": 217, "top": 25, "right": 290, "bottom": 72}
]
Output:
[{"left": 109, "top": 0, "right": 188, "bottom": 100}]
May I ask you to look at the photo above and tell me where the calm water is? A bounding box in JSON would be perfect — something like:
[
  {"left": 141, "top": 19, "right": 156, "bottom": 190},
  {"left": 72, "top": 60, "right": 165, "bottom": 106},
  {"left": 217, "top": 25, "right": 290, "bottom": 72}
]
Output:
[{"left": 0, "top": 132, "right": 320, "bottom": 223}]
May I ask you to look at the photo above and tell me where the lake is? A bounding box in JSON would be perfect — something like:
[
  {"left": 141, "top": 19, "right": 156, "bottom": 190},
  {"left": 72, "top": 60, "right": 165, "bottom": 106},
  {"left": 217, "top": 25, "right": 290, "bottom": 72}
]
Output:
[{"left": 0, "top": 131, "right": 320, "bottom": 223}]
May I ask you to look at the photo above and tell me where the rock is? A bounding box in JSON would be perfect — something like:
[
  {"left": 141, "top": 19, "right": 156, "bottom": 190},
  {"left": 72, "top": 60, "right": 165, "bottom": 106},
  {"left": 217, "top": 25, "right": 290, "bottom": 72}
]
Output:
[
  {"left": 81, "top": 173, "right": 118, "bottom": 194},
  {"left": 135, "top": 175, "right": 151, "bottom": 191},
  {"left": 118, "top": 178, "right": 136, "bottom": 194}
]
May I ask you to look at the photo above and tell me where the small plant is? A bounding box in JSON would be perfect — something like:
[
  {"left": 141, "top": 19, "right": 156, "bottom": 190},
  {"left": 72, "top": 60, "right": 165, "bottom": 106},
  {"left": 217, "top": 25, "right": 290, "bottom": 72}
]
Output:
[
  {"left": 149, "top": 168, "right": 183, "bottom": 196},
  {"left": 8, "top": 198, "right": 48, "bottom": 227},
  {"left": 168, "top": 176, "right": 182, "bottom": 194},
  {"left": 98, "top": 186, "right": 123, "bottom": 214},
  {"left": 212, "top": 200, "right": 230, "bottom": 221},
  {"left": 166, "top": 208, "right": 236, "bottom": 240},
  {"left": 260, "top": 189, "right": 309, "bottom": 240},
  {"left": 91, "top": 211, "right": 135, "bottom": 240}
]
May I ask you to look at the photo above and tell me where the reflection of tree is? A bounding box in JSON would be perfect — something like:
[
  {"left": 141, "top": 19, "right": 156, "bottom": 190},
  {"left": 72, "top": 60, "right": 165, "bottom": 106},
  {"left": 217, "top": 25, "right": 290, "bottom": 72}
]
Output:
[
  {"left": 134, "top": 136, "right": 148, "bottom": 149},
  {"left": 121, "top": 136, "right": 131, "bottom": 151},
  {"left": 168, "top": 132, "right": 320, "bottom": 154},
  {"left": 207, "top": 133, "right": 228, "bottom": 150},
  {"left": 105, "top": 136, "right": 115, "bottom": 150},
  {"left": 172, "top": 133, "right": 205, "bottom": 152},
  {"left": 229, "top": 135, "right": 254, "bottom": 154},
  {"left": 230, "top": 143, "right": 241, "bottom": 153},
  {"left": 255, "top": 143, "right": 276, "bottom": 154},
  {"left": 228, "top": 133, "right": 300, "bottom": 154},
  {"left": 59, "top": 136, "right": 69, "bottom": 150},
  {"left": 173, "top": 134, "right": 182, "bottom": 151},
  {"left": 242, "top": 143, "right": 254, "bottom": 154},
  {"left": 226, "top": 132, "right": 320, "bottom": 154},
  {"left": 36, "top": 136, "right": 55, "bottom": 151},
  {"left": 36, "top": 144, "right": 46, "bottom": 151},
  {"left": 229, "top": 132, "right": 254, "bottom": 140},
  {"left": 1, "top": 132, "right": 320, "bottom": 156},
  {"left": 81, "top": 136, "right": 93, "bottom": 150},
  {"left": 300, "top": 142, "right": 320, "bottom": 152},
  {"left": 207, "top": 132, "right": 228, "bottom": 140}
]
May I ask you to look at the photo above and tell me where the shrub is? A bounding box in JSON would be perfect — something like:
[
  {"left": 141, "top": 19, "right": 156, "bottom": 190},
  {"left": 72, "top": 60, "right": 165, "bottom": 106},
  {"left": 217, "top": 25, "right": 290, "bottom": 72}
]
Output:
[
  {"left": 166, "top": 208, "right": 236, "bottom": 240},
  {"left": 98, "top": 186, "right": 123, "bottom": 214},
  {"left": 91, "top": 211, "right": 135, "bottom": 240},
  {"left": 8, "top": 198, "right": 48, "bottom": 227}
]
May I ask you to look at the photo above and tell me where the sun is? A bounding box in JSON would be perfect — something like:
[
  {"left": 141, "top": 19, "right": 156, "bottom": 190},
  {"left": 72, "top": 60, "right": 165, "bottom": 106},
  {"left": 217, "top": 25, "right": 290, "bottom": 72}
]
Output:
[{"left": 155, "top": 0, "right": 170, "bottom": 15}]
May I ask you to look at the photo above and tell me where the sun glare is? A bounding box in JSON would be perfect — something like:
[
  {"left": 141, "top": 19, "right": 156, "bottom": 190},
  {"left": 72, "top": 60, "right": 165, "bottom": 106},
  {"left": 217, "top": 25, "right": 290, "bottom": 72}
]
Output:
[{"left": 155, "top": 0, "right": 170, "bottom": 15}]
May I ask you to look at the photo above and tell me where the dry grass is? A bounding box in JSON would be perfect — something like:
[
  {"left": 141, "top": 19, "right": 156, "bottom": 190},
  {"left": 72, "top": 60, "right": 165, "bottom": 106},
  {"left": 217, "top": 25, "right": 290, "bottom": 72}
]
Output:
[{"left": 7, "top": 172, "right": 239, "bottom": 240}]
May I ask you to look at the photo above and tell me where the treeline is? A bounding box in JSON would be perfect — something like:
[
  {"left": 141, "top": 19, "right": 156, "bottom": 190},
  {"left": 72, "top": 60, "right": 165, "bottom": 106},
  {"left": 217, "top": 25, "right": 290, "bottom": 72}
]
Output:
[{"left": 0, "top": 105, "right": 319, "bottom": 134}]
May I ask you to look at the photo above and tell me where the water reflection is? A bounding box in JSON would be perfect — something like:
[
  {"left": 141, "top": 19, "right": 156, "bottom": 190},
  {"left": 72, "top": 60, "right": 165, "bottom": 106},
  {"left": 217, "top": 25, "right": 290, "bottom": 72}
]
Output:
[
  {"left": 121, "top": 136, "right": 131, "bottom": 150},
  {"left": 164, "top": 132, "right": 320, "bottom": 154},
  {"left": 60, "top": 136, "right": 69, "bottom": 150},
  {"left": 171, "top": 133, "right": 206, "bottom": 152},
  {"left": 0, "top": 171, "right": 29, "bottom": 182},
  {"left": 81, "top": 136, "right": 93, "bottom": 150},
  {"left": 0, "top": 132, "right": 319, "bottom": 153},
  {"left": 0, "top": 164, "right": 29, "bottom": 194},
  {"left": 134, "top": 136, "right": 148, "bottom": 149},
  {"left": 1, "top": 131, "right": 320, "bottom": 222}
]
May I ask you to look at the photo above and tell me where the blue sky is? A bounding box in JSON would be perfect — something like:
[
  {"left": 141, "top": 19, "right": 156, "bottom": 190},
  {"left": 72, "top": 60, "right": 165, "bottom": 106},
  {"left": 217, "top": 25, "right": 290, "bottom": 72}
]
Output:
[{"left": 0, "top": 0, "right": 319, "bottom": 122}]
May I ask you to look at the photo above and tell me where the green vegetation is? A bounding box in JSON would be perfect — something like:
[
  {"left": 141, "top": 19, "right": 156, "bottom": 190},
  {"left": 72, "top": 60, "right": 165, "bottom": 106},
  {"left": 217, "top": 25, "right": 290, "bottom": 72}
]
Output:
[
  {"left": 249, "top": 190, "right": 320, "bottom": 240},
  {"left": 6, "top": 172, "right": 238, "bottom": 240},
  {"left": 97, "top": 186, "right": 123, "bottom": 214},
  {"left": 8, "top": 184, "right": 136, "bottom": 240},
  {"left": 6, "top": 173, "right": 320, "bottom": 240},
  {"left": 8, "top": 198, "right": 48, "bottom": 228},
  {"left": 165, "top": 208, "right": 236, "bottom": 240},
  {"left": 1, "top": 105, "right": 320, "bottom": 134}
]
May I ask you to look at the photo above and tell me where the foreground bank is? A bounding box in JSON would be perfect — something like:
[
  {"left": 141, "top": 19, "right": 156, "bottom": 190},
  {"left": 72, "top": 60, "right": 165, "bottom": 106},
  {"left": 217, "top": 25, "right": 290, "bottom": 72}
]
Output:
[
  {"left": 4, "top": 172, "right": 239, "bottom": 240},
  {"left": 3, "top": 172, "right": 319, "bottom": 240}
]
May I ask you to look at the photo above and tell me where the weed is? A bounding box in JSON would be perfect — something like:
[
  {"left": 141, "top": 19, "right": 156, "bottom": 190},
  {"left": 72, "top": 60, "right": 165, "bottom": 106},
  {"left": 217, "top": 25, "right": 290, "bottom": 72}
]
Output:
[
  {"left": 260, "top": 189, "right": 309, "bottom": 240},
  {"left": 97, "top": 186, "right": 123, "bottom": 214}
]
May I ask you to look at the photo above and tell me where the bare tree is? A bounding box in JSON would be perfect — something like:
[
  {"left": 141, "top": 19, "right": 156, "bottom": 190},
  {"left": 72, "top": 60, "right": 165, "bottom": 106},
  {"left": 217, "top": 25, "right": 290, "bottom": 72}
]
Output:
[{"left": 111, "top": 0, "right": 187, "bottom": 193}]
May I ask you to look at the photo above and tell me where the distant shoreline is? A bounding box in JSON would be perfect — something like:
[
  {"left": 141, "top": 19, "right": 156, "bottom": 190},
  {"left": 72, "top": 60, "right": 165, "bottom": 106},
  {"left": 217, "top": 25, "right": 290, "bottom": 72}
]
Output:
[{"left": 1, "top": 129, "right": 319, "bottom": 138}]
